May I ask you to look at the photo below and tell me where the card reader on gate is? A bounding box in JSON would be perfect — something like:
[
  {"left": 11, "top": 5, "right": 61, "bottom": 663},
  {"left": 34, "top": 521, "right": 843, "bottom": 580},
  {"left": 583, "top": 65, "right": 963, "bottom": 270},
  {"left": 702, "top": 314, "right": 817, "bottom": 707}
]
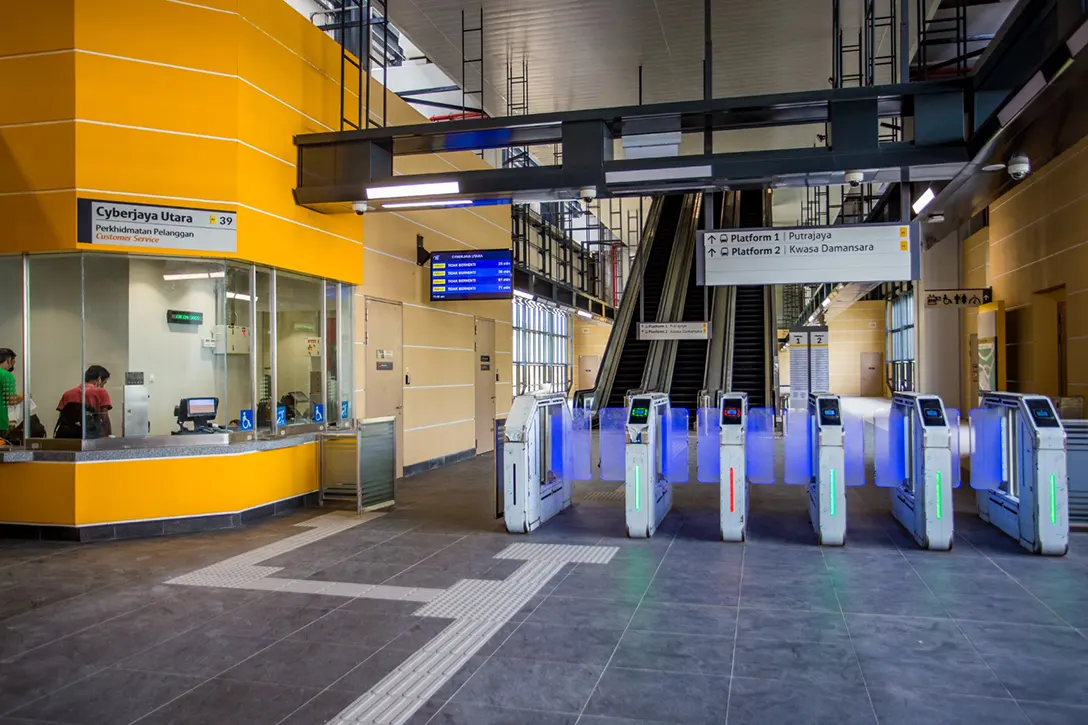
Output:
[
  {"left": 818, "top": 399, "right": 841, "bottom": 426},
  {"left": 628, "top": 400, "right": 652, "bottom": 425},
  {"left": 721, "top": 398, "right": 744, "bottom": 426}
]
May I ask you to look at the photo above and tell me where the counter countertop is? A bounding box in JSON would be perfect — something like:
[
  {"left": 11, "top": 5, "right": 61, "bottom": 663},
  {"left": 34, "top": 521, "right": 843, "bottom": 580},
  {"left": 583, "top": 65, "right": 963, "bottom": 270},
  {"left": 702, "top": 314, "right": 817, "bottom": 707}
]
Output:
[{"left": 1, "top": 433, "right": 319, "bottom": 464}]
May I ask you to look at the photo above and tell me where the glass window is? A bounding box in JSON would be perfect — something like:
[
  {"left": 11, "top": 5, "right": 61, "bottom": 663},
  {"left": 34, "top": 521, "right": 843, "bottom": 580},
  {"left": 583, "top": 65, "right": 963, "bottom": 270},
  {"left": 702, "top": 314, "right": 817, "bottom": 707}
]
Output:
[
  {"left": 512, "top": 298, "right": 573, "bottom": 395},
  {"left": 225, "top": 263, "right": 255, "bottom": 430},
  {"left": 28, "top": 255, "right": 84, "bottom": 440},
  {"left": 0, "top": 256, "right": 24, "bottom": 442},
  {"left": 83, "top": 255, "right": 228, "bottom": 437},
  {"left": 255, "top": 267, "right": 273, "bottom": 432},
  {"left": 324, "top": 282, "right": 340, "bottom": 427},
  {"left": 275, "top": 271, "right": 322, "bottom": 429},
  {"left": 336, "top": 283, "right": 354, "bottom": 426}
]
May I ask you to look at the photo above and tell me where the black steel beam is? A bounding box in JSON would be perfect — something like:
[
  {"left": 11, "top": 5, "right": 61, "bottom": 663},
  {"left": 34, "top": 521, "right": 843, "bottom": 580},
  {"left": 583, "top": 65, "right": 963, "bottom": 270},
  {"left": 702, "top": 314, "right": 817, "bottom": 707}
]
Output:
[
  {"left": 295, "top": 80, "right": 966, "bottom": 156},
  {"left": 394, "top": 85, "right": 461, "bottom": 97}
]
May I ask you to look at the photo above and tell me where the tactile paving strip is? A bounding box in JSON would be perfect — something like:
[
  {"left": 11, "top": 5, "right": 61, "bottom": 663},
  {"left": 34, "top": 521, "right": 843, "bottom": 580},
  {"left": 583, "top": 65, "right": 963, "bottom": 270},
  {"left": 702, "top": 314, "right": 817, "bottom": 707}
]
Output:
[{"left": 329, "top": 542, "right": 618, "bottom": 725}]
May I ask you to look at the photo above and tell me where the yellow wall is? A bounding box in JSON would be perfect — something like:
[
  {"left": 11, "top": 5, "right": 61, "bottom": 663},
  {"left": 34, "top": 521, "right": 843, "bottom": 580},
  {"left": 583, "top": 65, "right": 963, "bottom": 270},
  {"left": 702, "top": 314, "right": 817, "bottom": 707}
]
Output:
[
  {"left": 960, "top": 227, "right": 990, "bottom": 410},
  {"left": 828, "top": 301, "right": 886, "bottom": 396},
  {"left": 0, "top": 443, "right": 318, "bottom": 526},
  {"left": 983, "top": 135, "right": 1088, "bottom": 399},
  {"left": 573, "top": 318, "right": 612, "bottom": 391},
  {"left": 0, "top": 0, "right": 363, "bottom": 282},
  {"left": 1, "top": 0, "right": 517, "bottom": 472}
]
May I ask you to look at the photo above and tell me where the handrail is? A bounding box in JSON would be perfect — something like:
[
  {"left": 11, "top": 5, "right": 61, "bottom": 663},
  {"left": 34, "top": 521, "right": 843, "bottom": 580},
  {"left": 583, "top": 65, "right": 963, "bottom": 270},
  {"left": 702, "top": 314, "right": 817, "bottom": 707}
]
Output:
[
  {"left": 647, "top": 192, "right": 702, "bottom": 393},
  {"left": 591, "top": 196, "right": 666, "bottom": 413}
]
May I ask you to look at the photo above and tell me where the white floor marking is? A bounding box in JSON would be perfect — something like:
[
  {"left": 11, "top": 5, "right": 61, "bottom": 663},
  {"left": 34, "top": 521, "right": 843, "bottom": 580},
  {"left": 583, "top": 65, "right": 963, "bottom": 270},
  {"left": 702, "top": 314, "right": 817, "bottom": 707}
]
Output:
[
  {"left": 328, "top": 543, "right": 619, "bottom": 725},
  {"left": 165, "top": 512, "right": 440, "bottom": 602}
]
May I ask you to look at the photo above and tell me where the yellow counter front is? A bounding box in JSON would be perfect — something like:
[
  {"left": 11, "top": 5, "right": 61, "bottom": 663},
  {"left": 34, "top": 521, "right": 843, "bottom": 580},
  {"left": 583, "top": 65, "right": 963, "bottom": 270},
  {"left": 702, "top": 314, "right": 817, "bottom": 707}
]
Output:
[{"left": 0, "top": 437, "right": 320, "bottom": 541}]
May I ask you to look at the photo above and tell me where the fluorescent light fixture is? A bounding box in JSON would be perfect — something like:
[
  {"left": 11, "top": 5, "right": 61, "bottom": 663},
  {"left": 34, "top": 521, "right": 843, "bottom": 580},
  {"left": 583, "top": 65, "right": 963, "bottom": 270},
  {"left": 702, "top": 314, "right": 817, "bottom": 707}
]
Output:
[
  {"left": 226, "top": 291, "right": 257, "bottom": 302},
  {"left": 366, "top": 181, "right": 459, "bottom": 200},
  {"left": 164, "top": 273, "right": 209, "bottom": 281},
  {"left": 997, "top": 72, "right": 1045, "bottom": 127},
  {"left": 981, "top": 162, "right": 1007, "bottom": 172},
  {"left": 605, "top": 165, "right": 713, "bottom": 185},
  {"left": 576, "top": 310, "right": 592, "bottom": 319},
  {"left": 821, "top": 298, "right": 831, "bottom": 308},
  {"left": 912, "top": 187, "right": 935, "bottom": 214},
  {"left": 513, "top": 290, "right": 534, "bottom": 300},
  {"left": 381, "top": 199, "right": 473, "bottom": 209},
  {"left": 927, "top": 213, "right": 946, "bottom": 223},
  {"left": 1068, "top": 19, "right": 1088, "bottom": 56}
]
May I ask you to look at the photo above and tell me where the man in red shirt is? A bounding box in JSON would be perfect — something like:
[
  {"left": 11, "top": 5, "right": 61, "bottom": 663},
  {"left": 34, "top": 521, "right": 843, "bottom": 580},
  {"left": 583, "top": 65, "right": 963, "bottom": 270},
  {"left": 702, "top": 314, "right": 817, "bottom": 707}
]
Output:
[{"left": 57, "top": 365, "right": 113, "bottom": 437}]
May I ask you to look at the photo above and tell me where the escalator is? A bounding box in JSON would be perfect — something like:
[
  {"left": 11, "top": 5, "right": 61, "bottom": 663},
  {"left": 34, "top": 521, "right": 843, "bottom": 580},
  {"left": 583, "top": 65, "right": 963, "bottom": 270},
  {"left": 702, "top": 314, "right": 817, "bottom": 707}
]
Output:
[
  {"left": 730, "top": 286, "right": 768, "bottom": 408},
  {"left": 728, "top": 190, "right": 769, "bottom": 408},
  {"left": 667, "top": 192, "right": 724, "bottom": 413},
  {"left": 604, "top": 194, "right": 685, "bottom": 409}
]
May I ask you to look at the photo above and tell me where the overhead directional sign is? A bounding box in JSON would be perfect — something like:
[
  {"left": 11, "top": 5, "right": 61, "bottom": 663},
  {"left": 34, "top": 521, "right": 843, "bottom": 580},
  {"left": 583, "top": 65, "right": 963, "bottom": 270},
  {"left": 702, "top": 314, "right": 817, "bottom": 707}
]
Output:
[
  {"left": 638, "top": 322, "right": 709, "bottom": 340},
  {"left": 702, "top": 223, "right": 919, "bottom": 286},
  {"left": 925, "top": 288, "right": 993, "bottom": 308}
]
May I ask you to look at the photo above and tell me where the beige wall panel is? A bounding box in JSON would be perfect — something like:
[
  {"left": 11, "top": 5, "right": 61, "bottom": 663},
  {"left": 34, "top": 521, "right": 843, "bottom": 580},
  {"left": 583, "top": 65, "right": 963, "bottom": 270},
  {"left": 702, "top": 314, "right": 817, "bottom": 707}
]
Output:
[
  {"left": 403, "top": 422, "right": 475, "bottom": 466},
  {"left": 403, "top": 348, "right": 475, "bottom": 388},
  {"left": 403, "top": 386, "right": 475, "bottom": 430}
]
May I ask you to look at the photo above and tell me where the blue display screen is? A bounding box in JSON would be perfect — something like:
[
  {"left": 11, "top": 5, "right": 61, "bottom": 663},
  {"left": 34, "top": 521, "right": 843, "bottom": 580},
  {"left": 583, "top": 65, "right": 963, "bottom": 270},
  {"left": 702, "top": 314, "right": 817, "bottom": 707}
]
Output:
[
  {"left": 926, "top": 409, "right": 940, "bottom": 417},
  {"left": 430, "top": 249, "right": 513, "bottom": 301}
]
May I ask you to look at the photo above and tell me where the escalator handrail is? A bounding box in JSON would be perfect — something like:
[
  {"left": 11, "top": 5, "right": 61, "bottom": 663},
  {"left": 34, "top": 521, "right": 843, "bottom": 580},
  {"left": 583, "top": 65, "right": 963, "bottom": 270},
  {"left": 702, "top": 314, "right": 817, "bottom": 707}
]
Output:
[{"left": 590, "top": 196, "right": 666, "bottom": 413}]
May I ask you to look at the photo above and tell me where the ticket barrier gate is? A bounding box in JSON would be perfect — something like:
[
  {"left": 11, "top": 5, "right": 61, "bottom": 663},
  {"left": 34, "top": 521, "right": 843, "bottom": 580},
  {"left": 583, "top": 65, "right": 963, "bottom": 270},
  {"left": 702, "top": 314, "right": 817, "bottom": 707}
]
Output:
[
  {"left": 503, "top": 392, "right": 575, "bottom": 534},
  {"left": 808, "top": 393, "right": 846, "bottom": 546},
  {"left": 719, "top": 393, "right": 748, "bottom": 542},
  {"left": 972, "top": 393, "right": 1068, "bottom": 555},
  {"left": 625, "top": 393, "right": 673, "bottom": 538},
  {"left": 886, "top": 393, "right": 955, "bottom": 551}
]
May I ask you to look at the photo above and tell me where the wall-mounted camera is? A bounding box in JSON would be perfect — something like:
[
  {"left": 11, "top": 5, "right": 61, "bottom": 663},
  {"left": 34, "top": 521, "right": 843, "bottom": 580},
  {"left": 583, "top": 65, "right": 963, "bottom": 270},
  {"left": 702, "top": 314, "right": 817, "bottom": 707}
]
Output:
[
  {"left": 844, "top": 170, "right": 864, "bottom": 188},
  {"left": 1007, "top": 155, "right": 1031, "bottom": 181},
  {"left": 352, "top": 201, "right": 369, "bottom": 216},
  {"left": 579, "top": 186, "right": 598, "bottom": 204}
]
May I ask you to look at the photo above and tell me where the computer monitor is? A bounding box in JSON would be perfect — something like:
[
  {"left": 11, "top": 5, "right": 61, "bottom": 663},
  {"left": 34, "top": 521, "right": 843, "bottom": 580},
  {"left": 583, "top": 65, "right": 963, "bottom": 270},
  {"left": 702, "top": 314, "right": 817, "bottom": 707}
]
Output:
[{"left": 178, "top": 397, "right": 218, "bottom": 424}]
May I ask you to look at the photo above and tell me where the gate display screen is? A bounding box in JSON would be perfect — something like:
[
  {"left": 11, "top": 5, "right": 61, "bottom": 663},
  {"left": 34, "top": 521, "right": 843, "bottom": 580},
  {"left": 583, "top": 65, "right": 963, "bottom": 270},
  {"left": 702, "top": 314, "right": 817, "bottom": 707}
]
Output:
[
  {"left": 430, "top": 249, "right": 513, "bottom": 301},
  {"left": 918, "top": 398, "right": 946, "bottom": 427},
  {"left": 629, "top": 399, "right": 652, "bottom": 424},
  {"left": 1026, "top": 399, "right": 1060, "bottom": 428},
  {"left": 721, "top": 398, "right": 744, "bottom": 425}
]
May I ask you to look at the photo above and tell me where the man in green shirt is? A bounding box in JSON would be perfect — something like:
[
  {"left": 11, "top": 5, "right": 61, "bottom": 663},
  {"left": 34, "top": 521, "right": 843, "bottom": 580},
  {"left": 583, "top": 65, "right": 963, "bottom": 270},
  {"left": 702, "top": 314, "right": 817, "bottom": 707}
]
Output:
[{"left": 0, "top": 348, "right": 24, "bottom": 437}]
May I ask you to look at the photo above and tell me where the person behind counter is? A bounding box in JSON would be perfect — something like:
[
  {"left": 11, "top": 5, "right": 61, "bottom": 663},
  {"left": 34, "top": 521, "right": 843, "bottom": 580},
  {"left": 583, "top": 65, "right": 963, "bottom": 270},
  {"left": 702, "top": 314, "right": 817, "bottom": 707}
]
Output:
[
  {"left": 55, "top": 365, "right": 113, "bottom": 439},
  {"left": 0, "top": 348, "right": 25, "bottom": 439}
]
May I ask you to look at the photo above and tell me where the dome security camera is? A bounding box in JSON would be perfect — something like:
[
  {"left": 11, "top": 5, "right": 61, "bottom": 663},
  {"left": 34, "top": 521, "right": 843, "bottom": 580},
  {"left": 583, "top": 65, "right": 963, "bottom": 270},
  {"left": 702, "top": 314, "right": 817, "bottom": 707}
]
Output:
[
  {"left": 1008, "top": 155, "right": 1031, "bottom": 181},
  {"left": 844, "top": 171, "right": 864, "bottom": 188},
  {"left": 352, "top": 202, "right": 368, "bottom": 215},
  {"left": 579, "top": 186, "right": 597, "bottom": 204}
]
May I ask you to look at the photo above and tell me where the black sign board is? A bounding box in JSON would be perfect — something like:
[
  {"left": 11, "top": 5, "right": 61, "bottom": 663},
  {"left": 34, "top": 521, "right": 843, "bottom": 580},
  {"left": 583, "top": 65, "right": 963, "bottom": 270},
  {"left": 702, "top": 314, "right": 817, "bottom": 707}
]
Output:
[
  {"left": 167, "top": 310, "right": 203, "bottom": 325},
  {"left": 376, "top": 361, "right": 393, "bottom": 371}
]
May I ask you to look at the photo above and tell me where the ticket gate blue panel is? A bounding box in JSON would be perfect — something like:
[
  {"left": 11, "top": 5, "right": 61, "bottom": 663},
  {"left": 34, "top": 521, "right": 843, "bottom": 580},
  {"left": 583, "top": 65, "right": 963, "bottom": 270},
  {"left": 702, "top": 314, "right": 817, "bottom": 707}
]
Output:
[
  {"left": 550, "top": 405, "right": 567, "bottom": 479},
  {"left": 665, "top": 408, "right": 690, "bottom": 483},
  {"left": 784, "top": 409, "right": 812, "bottom": 485},
  {"left": 572, "top": 408, "right": 593, "bottom": 481},
  {"left": 697, "top": 407, "right": 720, "bottom": 483},
  {"left": 947, "top": 408, "right": 962, "bottom": 488},
  {"left": 969, "top": 407, "right": 1003, "bottom": 490},
  {"left": 875, "top": 407, "right": 907, "bottom": 487},
  {"left": 747, "top": 408, "right": 775, "bottom": 484},
  {"left": 844, "top": 414, "right": 866, "bottom": 486},
  {"left": 599, "top": 407, "right": 627, "bottom": 482}
]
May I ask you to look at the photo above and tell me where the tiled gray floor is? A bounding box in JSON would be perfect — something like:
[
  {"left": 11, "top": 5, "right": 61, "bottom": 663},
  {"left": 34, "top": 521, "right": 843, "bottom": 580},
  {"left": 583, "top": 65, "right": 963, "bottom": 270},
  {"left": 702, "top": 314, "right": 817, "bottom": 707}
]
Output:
[
  {"left": 727, "top": 677, "right": 876, "bottom": 725},
  {"left": 2, "top": 461, "right": 1088, "bottom": 725},
  {"left": 453, "top": 657, "right": 601, "bottom": 713},
  {"left": 583, "top": 667, "right": 730, "bottom": 724}
]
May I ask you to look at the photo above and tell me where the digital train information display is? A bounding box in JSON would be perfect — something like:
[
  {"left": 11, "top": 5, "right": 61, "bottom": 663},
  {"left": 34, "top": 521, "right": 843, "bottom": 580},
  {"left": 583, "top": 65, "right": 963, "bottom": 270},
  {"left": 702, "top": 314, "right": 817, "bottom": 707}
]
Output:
[{"left": 430, "top": 249, "right": 513, "bottom": 302}]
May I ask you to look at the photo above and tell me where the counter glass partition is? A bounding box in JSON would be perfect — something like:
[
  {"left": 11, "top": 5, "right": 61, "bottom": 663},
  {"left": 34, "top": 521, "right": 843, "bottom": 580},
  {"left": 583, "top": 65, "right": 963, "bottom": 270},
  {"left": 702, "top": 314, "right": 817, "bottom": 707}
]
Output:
[
  {"left": 3, "top": 252, "right": 354, "bottom": 450},
  {"left": 0, "top": 255, "right": 25, "bottom": 443}
]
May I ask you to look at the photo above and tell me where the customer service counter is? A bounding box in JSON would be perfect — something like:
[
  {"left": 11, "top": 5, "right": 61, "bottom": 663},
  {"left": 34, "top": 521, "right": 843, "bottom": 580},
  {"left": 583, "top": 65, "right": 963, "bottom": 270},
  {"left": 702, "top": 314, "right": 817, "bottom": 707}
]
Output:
[
  {"left": 0, "top": 249, "right": 361, "bottom": 541},
  {"left": 0, "top": 434, "right": 324, "bottom": 540}
]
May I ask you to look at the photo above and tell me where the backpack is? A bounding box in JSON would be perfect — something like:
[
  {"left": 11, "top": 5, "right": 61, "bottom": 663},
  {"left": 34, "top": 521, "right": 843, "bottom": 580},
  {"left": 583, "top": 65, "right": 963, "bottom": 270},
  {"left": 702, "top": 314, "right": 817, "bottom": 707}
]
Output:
[{"left": 54, "top": 401, "right": 103, "bottom": 440}]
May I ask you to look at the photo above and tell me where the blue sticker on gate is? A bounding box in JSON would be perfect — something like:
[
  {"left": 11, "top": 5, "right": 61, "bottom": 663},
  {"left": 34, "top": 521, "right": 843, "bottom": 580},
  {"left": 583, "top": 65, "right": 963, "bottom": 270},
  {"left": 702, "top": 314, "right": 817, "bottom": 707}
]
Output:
[
  {"left": 239, "top": 409, "right": 253, "bottom": 432},
  {"left": 312, "top": 403, "right": 325, "bottom": 423}
]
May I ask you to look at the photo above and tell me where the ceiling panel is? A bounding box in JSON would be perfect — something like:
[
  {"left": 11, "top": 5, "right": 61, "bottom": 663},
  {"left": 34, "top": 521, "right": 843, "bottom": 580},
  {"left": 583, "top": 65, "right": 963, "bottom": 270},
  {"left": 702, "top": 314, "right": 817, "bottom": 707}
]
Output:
[{"left": 390, "top": 0, "right": 874, "bottom": 115}]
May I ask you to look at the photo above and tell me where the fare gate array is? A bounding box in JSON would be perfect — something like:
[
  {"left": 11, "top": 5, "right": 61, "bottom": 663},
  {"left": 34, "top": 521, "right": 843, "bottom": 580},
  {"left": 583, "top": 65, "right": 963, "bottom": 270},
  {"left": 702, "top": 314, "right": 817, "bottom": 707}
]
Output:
[{"left": 501, "top": 391, "right": 1070, "bottom": 553}]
